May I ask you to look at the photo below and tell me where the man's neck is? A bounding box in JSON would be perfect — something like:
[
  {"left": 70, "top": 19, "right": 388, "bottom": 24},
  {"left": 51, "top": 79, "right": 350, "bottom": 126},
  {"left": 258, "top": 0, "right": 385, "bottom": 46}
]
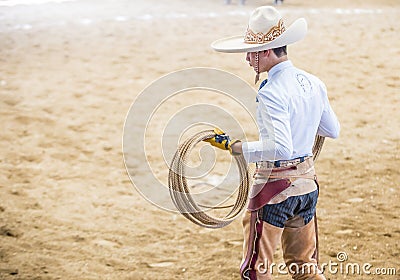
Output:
[{"left": 267, "top": 56, "right": 288, "bottom": 72}]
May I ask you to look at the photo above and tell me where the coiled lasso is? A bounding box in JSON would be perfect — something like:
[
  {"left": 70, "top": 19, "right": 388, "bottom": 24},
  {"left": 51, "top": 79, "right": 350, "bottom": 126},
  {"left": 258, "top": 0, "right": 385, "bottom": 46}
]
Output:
[{"left": 168, "top": 130, "right": 325, "bottom": 229}]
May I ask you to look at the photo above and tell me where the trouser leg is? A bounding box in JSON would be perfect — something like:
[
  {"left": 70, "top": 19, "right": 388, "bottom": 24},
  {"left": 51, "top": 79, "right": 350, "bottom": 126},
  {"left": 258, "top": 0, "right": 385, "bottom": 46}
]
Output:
[
  {"left": 281, "top": 218, "right": 326, "bottom": 280},
  {"left": 241, "top": 210, "right": 283, "bottom": 279}
]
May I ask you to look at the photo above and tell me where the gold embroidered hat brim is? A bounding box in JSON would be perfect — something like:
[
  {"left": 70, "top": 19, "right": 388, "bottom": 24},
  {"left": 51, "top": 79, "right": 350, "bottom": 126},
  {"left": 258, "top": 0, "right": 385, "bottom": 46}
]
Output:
[{"left": 211, "top": 18, "right": 307, "bottom": 53}]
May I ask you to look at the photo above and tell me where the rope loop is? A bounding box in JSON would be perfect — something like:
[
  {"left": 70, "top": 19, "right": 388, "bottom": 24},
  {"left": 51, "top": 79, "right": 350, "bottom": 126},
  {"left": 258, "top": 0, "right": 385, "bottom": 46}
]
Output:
[
  {"left": 168, "top": 130, "right": 325, "bottom": 229},
  {"left": 168, "top": 130, "right": 250, "bottom": 229}
]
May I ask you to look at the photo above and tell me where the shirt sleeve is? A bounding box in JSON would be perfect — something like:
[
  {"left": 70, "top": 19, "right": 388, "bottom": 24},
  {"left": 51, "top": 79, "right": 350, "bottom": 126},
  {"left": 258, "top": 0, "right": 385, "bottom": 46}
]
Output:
[
  {"left": 317, "top": 86, "right": 340, "bottom": 139},
  {"left": 242, "top": 89, "right": 293, "bottom": 163}
]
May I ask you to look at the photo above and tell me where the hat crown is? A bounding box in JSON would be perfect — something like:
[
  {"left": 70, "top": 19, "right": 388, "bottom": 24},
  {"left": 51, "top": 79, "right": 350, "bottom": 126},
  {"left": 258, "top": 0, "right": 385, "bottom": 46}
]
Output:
[
  {"left": 244, "top": 6, "right": 286, "bottom": 45},
  {"left": 248, "top": 6, "right": 283, "bottom": 34}
]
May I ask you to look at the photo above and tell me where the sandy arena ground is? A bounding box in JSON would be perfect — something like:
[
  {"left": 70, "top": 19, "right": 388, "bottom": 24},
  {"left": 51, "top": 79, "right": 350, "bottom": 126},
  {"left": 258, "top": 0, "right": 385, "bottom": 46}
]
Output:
[{"left": 0, "top": 0, "right": 399, "bottom": 279}]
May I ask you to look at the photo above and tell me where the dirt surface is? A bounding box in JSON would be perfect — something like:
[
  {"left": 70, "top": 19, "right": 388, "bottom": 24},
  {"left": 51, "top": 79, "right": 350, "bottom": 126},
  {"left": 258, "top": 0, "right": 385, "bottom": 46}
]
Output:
[{"left": 0, "top": 0, "right": 399, "bottom": 279}]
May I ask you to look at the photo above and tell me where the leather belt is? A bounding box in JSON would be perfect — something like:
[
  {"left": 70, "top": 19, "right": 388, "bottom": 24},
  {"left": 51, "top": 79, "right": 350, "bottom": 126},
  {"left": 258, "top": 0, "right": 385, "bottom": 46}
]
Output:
[{"left": 256, "top": 156, "right": 311, "bottom": 169}]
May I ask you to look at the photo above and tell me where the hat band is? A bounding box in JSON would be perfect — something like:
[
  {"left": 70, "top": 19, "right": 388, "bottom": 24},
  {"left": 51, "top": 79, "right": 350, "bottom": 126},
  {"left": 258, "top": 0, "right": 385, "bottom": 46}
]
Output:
[{"left": 244, "top": 19, "right": 286, "bottom": 44}]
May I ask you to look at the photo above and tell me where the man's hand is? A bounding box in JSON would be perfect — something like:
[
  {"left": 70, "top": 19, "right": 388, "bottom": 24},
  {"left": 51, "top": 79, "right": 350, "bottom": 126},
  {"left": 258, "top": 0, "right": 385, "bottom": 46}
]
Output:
[{"left": 204, "top": 128, "right": 241, "bottom": 155}]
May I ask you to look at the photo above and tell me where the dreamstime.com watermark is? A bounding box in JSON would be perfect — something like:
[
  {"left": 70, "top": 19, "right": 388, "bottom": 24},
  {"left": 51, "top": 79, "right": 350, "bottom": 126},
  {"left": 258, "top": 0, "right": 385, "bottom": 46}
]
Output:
[{"left": 257, "top": 252, "right": 398, "bottom": 276}]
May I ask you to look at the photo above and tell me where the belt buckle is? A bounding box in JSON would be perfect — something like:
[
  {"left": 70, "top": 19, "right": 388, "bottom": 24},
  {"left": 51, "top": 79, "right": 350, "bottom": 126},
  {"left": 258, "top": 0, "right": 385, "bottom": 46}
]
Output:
[{"left": 256, "top": 161, "right": 273, "bottom": 169}]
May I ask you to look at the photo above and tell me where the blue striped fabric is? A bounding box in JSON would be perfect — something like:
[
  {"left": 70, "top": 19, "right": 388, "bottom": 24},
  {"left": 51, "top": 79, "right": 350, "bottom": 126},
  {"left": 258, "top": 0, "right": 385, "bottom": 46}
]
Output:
[{"left": 262, "top": 189, "right": 318, "bottom": 228}]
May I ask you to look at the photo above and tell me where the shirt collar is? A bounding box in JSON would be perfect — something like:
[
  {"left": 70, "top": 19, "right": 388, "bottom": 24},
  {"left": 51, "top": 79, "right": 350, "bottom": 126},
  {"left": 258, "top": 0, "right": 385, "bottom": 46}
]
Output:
[{"left": 268, "top": 60, "right": 293, "bottom": 79}]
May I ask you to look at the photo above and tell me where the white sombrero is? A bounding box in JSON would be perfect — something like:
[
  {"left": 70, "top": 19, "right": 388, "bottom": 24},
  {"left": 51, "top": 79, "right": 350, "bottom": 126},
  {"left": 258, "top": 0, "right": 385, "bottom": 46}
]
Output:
[{"left": 211, "top": 6, "right": 307, "bottom": 53}]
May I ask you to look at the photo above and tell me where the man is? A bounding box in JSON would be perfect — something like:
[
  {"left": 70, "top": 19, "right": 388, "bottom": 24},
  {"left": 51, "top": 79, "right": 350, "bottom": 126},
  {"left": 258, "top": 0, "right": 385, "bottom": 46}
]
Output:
[{"left": 205, "top": 6, "right": 340, "bottom": 280}]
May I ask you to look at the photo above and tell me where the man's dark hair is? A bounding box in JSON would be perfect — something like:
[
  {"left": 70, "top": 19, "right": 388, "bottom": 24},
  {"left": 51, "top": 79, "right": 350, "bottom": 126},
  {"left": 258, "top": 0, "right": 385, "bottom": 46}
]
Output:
[{"left": 272, "top": 46, "right": 287, "bottom": 57}]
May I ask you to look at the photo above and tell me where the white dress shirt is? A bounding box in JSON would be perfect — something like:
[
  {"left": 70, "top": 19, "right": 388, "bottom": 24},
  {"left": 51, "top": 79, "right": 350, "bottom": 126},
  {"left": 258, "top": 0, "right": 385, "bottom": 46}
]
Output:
[{"left": 242, "top": 60, "right": 340, "bottom": 163}]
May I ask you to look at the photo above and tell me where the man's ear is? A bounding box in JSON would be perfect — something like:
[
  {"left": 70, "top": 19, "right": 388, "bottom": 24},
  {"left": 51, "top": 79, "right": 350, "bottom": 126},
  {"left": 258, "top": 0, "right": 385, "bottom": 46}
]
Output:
[{"left": 262, "top": 49, "right": 270, "bottom": 57}]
